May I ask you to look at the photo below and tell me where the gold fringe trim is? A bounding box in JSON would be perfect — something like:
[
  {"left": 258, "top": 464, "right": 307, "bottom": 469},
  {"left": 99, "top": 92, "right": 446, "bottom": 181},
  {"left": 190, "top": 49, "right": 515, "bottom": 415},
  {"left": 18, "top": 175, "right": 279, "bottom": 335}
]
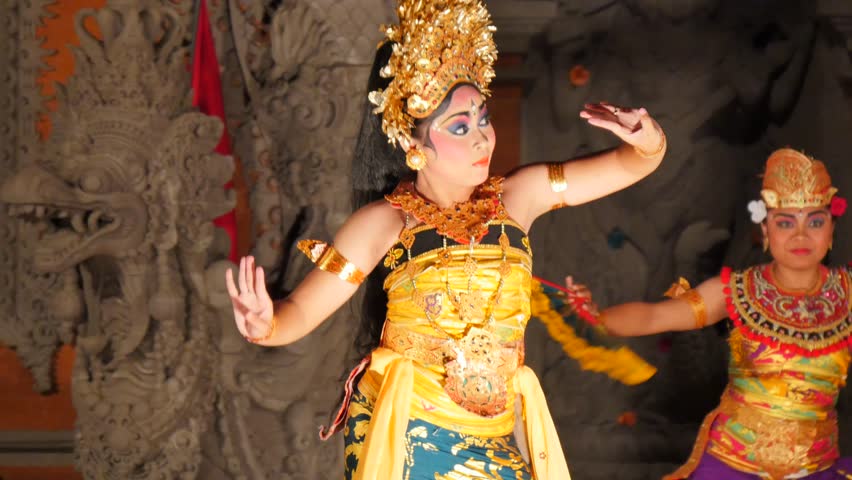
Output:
[
  {"left": 663, "top": 407, "right": 720, "bottom": 479},
  {"left": 530, "top": 280, "right": 657, "bottom": 385}
]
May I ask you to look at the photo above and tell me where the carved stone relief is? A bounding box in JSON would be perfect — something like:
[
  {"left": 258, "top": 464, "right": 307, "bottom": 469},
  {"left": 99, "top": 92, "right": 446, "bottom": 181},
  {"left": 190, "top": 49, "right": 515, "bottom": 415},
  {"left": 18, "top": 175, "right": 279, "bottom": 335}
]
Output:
[
  {"left": 1, "top": 1, "right": 233, "bottom": 477},
  {"left": 0, "top": 0, "right": 21, "bottom": 385},
  {"left": 3, "top": 0, "right": 392, "bottom": 478},
  {"left": 202, "top": 1, "right": 392, "bottom": 478},
  {"left": 0, "top": 0, "right": 70, "bottom": 395}
]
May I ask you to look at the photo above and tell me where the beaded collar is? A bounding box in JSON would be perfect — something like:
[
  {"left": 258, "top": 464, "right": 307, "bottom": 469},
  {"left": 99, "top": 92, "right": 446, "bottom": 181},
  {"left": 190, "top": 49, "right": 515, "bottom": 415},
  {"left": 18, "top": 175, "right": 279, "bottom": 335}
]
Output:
[
  {"left": 385, "top": 176, "right": 503, "bottom": 244},
  {"left": 723, "top": 265, "right": 852, "bottom": 356}
]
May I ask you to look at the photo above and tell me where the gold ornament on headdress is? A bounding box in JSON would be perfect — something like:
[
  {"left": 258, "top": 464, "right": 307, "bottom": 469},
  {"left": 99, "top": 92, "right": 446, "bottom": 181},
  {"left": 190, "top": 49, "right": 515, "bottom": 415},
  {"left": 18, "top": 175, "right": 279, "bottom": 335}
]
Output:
[
  {"left": 368, "top": 0, "right": 498, "bottom": 150},
  {"left": 760, "top": 148, "right": 837, "bottom": 209}
]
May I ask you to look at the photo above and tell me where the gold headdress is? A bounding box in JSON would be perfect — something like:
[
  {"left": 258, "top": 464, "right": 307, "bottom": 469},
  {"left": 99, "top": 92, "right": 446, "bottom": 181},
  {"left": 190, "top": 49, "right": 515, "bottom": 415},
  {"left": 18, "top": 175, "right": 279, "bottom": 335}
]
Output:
[
  {"left": 760, "top": 148, "right": 837, "bottom": 209},
  {"left": 368, "top": 0, "right": 498, "bottom": 151}
]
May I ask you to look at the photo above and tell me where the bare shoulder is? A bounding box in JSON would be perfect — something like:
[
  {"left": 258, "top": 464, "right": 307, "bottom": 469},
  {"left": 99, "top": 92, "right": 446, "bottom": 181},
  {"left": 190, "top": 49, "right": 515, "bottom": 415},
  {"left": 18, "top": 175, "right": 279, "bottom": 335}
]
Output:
[
  {"left": 501, "top": 165, "right": 540, "bottom": 197},
  {"left": 336, "top": 199, "right": 404, "bottom": 259},
  {"left": 348, "top": 199, "right": 404, "bottom": 230},
  {"left": 499, "top": 168, "right": 545, "bottom": 232}
]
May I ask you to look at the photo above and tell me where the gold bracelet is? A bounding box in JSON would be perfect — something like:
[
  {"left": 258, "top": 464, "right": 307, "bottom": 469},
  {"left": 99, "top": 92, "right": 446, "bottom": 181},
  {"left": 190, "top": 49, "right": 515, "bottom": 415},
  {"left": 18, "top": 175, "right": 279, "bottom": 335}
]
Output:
[
  {"left": 546, "top": 162, "right": 567, "bottom": 193},
  {"left": 297, "top": 239, "right": 366, "bottom": 285},
  {"left": 633, "top": 130, "right": 666, "bottom": 159},
  {"left": 246, "top": 315, "right": 277, "bottom": 344}
]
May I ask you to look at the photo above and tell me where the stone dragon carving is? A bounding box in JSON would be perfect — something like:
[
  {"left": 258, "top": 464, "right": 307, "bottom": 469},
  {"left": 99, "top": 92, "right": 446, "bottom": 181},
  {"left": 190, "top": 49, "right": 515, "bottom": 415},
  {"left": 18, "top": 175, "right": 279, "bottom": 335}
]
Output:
[
  {"left": 0, "top": 0, "right": 73, "bottom": 394},
  {"left": 203, "top": 2, "right": 390, "bottom": 478},
  {"left": 0, "top": 1, "right": 233, "bottom": 477}
]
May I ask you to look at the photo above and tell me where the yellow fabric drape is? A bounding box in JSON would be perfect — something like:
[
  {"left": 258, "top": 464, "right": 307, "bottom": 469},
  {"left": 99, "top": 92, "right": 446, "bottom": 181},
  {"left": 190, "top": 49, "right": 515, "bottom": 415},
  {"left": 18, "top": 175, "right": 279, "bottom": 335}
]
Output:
[
  {"left": 516, "top": 366, "right": 572, "bottom": 479},
  {"left": 352, "top": 349, "right": 413, "bottom": 480},
  {"left": 352, "top": 348, "right": 571, "bottom": 480}
]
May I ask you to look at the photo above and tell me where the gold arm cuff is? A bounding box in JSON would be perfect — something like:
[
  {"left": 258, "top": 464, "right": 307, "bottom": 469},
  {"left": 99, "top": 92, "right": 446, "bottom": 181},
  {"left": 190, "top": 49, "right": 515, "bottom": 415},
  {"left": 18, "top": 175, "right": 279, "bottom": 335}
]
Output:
[
  {"left": 633, "top": 130, "right": 667, "bottom": 159},
  {"left": 682, "top": 289, "right": 707, "bottom": 329},
  {"left": 664, "top": 277, "right": 692, "bottom": 298},
  {"left": 546, "top": 162, "right": 568, "bottom": 193},
  {"left": 297, "top": 239, "right": 366, "bottom": 285},
  {"left": 663, "top": 277, "right": 707, "bottom": 328}
]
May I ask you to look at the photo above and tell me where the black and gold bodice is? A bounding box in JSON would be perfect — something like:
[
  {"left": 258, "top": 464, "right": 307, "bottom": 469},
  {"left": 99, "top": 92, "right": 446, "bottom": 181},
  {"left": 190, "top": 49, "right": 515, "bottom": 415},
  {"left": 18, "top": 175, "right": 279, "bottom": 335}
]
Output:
[{"left": 377, "top": 176, "right": 534, "bottom": 417}]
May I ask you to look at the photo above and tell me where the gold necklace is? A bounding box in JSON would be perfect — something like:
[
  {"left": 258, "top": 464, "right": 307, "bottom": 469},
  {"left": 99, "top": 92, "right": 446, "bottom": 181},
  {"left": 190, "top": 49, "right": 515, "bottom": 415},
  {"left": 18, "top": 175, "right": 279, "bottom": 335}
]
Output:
[
  {"left": 401, "top": 194, "right": 511, "bottom": 340},
  {"left": 386, "top": 177, "right": 503, "bottom": 243}
]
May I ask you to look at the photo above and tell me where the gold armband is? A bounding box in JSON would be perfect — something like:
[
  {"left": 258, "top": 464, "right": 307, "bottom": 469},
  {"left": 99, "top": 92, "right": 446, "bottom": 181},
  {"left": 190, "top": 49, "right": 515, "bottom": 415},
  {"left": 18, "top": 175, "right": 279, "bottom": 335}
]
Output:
[
  {"left": 634, "top": 130, "right": 667, "bottom": 159},
  {"left": 664, "top": 277, "right": 707, "bottom": 329},
  {"left": 547, "top": 162, "right": 567, "bottom": 193},
  {"left": 297, "top": 240, "right": 366, "bottom": 285}
]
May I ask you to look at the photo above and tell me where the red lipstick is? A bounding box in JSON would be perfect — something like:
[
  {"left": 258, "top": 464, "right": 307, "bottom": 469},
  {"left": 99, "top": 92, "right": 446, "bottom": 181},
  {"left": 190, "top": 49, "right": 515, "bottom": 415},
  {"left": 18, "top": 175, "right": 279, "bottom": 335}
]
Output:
[{"left": 791, "top": 248, "right": 812, "bottom": 256}]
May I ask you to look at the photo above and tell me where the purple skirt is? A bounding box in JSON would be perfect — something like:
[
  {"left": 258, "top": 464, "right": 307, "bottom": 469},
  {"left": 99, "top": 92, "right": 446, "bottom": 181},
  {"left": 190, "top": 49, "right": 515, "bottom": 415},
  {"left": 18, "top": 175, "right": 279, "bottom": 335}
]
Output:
[{"left": 689, "top": 453, "right": 852, "bottom": 479}]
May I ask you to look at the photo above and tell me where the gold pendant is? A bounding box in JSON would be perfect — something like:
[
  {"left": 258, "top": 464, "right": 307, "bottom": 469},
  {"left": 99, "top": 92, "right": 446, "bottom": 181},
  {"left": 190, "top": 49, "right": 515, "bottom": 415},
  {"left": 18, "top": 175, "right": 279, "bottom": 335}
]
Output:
[
  {"left": 454, "top": 290, "right": 486, "bottom": 324},
  {"left": 443, "top": 327, "right": 509, "bottom": 417},
  {"left": 399, "top": 227, "right": 415, "bottom": 250},
  {"left": 462, "top": 254, "right": 477, "bottom": 276},
  {"left": 436, "top": 247, "right": 452, "bottom": 268}
]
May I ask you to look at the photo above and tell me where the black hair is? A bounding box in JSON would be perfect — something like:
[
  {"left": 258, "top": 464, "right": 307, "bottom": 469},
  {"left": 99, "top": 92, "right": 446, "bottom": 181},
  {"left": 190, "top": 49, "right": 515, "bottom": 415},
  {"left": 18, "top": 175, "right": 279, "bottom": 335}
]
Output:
[{"left": 349, "top": 41, "right": 476, "bottom": 361}]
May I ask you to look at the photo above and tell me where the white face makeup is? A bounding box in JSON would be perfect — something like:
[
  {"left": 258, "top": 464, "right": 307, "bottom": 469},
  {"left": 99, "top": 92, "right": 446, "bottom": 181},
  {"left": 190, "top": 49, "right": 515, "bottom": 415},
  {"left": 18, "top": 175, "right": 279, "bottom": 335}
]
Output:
[{"left": 412, "top": 85, "right": 496, "bottom": 188}]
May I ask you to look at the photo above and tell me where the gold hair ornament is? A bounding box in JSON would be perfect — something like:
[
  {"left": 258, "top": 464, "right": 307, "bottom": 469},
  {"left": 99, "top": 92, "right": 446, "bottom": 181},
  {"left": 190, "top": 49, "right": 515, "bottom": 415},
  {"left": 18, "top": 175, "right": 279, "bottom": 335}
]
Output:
[
  {"left": 368, "top": 0, "right": 498, "bottom": 149},
  {"left": 760, "top": 148, "right": 837, "bottom": 209}
]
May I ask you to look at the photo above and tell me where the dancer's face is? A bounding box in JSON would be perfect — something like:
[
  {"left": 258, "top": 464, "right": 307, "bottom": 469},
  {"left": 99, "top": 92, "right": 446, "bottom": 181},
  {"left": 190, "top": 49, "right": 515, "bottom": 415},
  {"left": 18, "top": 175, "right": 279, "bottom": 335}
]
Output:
[
  {"left": 412, "top": 85, "right": 496, "bottom": 187},
  {"left": 762, "top": 207, "right": 834, "bottom": 269}
]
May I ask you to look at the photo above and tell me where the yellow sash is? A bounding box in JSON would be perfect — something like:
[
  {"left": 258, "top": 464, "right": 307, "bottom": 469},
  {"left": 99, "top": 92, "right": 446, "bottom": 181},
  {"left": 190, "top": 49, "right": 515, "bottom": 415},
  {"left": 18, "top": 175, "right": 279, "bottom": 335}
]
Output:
[{"left": 352, "top": 347, "right": 571, "bottom": 480}]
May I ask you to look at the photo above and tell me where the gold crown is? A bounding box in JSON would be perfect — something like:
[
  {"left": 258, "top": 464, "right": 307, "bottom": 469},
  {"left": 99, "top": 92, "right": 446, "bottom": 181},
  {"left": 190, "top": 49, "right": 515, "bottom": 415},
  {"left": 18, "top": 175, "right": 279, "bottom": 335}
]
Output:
[
  {"left": 760, "top": 148, "right": 837, "bottom": 209},
  {"left": 368, "top": 0, "right": 497, "bottom": 149}
]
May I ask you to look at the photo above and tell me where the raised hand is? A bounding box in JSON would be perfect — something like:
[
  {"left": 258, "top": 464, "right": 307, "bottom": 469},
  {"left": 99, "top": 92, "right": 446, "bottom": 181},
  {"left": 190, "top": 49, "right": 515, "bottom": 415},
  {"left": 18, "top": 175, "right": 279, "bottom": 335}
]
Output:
[
  {"left": 580, "top": 102, "right": 665, "bottom": 157},
  {"left": 225, "top": 256, "right": 275, "bottom": 342}
]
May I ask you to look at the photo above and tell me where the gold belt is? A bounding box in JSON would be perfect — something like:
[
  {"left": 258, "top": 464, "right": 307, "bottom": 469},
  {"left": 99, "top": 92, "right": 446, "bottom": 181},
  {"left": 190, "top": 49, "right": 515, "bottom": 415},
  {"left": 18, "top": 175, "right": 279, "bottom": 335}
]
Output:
[
  {"left": 713, "top": 393, "right": 838, "bottom": 479},
  {"left": 380, "top": 322, "right": 523, "bottom": 417}
]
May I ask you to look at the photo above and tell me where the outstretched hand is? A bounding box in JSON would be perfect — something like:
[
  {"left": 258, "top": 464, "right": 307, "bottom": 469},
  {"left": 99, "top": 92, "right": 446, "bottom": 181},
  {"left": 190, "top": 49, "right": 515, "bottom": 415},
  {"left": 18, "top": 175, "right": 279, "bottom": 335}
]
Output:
[
  {"left": 580, "top": 102, "right": 664, "bottom": 155},
  {"left": 225, "top": 256, "right": 275, "bottom": 342},
  {"left": 564, "top": 275, "right": 600, "bottom": 318}
]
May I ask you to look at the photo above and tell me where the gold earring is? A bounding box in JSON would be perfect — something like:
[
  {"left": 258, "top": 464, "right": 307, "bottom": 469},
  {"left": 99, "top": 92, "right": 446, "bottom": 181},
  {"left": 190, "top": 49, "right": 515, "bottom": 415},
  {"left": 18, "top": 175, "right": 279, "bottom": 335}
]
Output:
[
  {"left": 406, "top": 147, "right": 427, "bottom": 171},
  {"left": 762, "top": 237, "right": 769, "bottom": 253}
]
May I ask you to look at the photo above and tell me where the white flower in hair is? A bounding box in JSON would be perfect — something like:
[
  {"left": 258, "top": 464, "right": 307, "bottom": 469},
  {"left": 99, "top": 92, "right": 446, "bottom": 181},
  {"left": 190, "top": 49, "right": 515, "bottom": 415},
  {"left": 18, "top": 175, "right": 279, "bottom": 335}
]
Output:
[{"left": 747, "top": 199, "right": 767, "bottom": 224}]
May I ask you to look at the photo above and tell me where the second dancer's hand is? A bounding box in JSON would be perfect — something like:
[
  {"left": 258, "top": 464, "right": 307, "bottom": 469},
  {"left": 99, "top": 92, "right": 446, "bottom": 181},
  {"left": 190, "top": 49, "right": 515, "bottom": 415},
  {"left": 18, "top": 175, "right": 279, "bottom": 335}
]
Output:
[
  {"left": 225, "top": 256, "right": 275, "bottom": 341},
  {"left": 564, "top": 275, "right": 600, "bottom": 317},
  {"left": 580, "top": 102, "right": 664, "bottom": 155}
]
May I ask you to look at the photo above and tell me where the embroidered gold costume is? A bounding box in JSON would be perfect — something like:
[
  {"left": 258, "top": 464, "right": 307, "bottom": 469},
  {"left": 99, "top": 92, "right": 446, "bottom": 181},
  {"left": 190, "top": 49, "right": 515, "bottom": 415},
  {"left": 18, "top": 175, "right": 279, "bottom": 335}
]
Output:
[
  {"left": 667, "top": 265, "right": 852, "bottom": 480},
  {"left": 667, "top": 148, "right": 852, "bottom": 480},
  {"left": 342, "top": 177, "right": 570, "bottom": 479}
]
